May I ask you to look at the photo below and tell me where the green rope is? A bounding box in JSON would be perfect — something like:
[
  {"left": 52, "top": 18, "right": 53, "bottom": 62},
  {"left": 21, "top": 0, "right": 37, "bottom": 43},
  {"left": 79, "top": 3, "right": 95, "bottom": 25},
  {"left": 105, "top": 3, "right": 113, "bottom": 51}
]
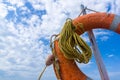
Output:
[{"left": 58, "top": 19, "right": 92, "bottom": 63}]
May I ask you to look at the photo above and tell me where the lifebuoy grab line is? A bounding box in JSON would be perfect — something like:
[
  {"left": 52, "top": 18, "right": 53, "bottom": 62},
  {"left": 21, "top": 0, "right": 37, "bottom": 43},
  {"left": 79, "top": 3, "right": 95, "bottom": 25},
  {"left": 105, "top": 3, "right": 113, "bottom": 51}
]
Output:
[{"left": 73, "top": 13, "right": 120, "bottom": 35}]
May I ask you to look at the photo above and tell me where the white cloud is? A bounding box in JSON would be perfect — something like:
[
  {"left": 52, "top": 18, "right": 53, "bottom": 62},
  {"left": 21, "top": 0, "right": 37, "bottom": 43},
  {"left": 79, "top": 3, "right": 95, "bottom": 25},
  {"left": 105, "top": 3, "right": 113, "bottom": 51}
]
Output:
[
  {"left": 108, "top": 54, "right": 114, "bottom": 58},
  {"left": 0, "top": 3, "right": 8, "bottom": 18},
  {"left": 7, "top": 5, "right": 16, "bottom": 11},
  {"left": 78, "top": 61, "right": 93, "bottom": 68},
  {"left": 7, "top": 0, "right": 25, "bottom": 7},
  {"left": 100, "top": 36, "right": 109, "bottom": 41},
  {"left": 0, "top": 18, "right": 50, "bottom": 78},
  {"left": 27, "top": 0, "right": 45, "bottom": 10},
  {"left": 108, "top": 71, "right": 120, "bottom": 80},
  {"left": 115, "top": 0, "right": 120, "bottom": 14}
]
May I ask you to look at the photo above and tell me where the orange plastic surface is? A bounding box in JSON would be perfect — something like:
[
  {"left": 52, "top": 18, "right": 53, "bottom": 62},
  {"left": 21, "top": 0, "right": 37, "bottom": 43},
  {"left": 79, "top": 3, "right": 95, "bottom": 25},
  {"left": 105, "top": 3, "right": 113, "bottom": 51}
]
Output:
[
  {"left": 53, "top": 40, "right": 87, "bottom": 80},
  {"left": 73, "top": 13, "right": 115, "bottom": 35}
]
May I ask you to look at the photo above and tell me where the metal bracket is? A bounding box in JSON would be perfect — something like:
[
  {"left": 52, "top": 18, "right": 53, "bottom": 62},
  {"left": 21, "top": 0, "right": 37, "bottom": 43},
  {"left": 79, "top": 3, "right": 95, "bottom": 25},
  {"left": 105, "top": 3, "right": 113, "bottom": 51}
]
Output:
[{"left": 80, "top": 4, "right": 110, "bottom": 80}]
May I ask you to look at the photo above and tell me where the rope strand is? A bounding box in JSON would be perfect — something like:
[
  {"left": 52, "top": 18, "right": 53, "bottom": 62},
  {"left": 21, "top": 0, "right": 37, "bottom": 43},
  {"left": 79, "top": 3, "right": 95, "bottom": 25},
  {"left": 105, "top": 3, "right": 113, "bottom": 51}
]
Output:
[
  {"left": 58, "top": 19, "right": 92, "bottom": 63},
  {"left": 38, "top": 65, "right": 47, "bottom": 80}
]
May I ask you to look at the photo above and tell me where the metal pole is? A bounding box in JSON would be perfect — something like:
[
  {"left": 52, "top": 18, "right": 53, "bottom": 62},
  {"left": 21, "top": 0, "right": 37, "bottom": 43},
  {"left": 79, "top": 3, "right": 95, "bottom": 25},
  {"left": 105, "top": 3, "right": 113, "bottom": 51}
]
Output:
[{"left": 80, "top": 5, "right": 109, "bottom": 80}]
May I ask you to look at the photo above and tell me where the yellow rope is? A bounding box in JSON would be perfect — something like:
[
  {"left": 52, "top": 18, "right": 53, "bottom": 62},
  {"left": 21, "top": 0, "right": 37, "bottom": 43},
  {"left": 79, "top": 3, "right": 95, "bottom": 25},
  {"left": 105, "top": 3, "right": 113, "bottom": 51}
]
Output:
[{"left": 58, "top": 19, "right": 92, "bottom": 63}]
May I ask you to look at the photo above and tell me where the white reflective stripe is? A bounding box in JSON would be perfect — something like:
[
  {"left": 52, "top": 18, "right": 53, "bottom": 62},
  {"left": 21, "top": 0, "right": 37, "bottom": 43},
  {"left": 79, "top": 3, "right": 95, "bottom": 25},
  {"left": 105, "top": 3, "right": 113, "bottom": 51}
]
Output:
[{"left": 110, "top": 15, "right": 120, "bottom": 31}]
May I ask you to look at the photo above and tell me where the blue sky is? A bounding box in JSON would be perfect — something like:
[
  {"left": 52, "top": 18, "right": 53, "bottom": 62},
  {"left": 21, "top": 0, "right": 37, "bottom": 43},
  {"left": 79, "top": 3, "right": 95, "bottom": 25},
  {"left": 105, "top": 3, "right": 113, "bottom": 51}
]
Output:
[{"left": 0, "top": 0, "right": 120, "bottom": 80}]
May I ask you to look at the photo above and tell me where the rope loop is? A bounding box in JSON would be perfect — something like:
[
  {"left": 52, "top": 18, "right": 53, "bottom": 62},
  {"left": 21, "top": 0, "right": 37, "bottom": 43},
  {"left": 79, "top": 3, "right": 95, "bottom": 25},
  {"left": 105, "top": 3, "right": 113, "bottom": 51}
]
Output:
[
  {"left": 75, "top": 22, "right": 85, "bottom": 34},
  {"left": 58, "top": 19, "right": 92, "bottom": 63},
  {"left": 50, "top": 34, "right": 62, "bottom": 80}
]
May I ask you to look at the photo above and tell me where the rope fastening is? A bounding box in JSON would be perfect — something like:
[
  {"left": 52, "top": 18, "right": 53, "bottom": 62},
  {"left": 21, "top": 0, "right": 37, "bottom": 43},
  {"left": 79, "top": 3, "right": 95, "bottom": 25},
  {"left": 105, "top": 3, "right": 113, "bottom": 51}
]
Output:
[{"left": 58, "top": 19, "right": 92, "bottom": 63}]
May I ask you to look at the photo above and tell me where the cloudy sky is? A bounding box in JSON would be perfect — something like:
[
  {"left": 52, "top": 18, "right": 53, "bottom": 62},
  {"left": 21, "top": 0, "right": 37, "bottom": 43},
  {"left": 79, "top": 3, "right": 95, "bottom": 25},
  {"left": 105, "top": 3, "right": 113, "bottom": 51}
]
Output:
[{"left": 0, "top": 0, "right": 120, "bottom": 80}]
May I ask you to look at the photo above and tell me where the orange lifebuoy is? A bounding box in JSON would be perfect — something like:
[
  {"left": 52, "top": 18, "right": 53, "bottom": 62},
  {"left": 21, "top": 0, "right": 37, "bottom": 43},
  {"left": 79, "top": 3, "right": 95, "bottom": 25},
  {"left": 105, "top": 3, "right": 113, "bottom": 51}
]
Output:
[{"left": 53, "top": 12, "right": 120, "bottom": 80}]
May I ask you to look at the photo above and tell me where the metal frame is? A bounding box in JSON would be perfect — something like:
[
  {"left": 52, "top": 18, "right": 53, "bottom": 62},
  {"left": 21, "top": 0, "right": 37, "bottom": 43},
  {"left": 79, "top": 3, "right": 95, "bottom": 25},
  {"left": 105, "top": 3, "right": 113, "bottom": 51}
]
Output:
[{"left": 80, "top": 5, "right": 109, "bottom": 80}]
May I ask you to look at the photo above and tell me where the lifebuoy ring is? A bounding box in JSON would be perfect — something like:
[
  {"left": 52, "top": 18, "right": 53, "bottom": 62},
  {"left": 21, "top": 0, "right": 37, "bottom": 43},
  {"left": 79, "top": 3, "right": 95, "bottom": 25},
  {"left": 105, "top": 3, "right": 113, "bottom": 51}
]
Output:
[{"left": 53, "top": 12, "right": 120, "bottom": 80}]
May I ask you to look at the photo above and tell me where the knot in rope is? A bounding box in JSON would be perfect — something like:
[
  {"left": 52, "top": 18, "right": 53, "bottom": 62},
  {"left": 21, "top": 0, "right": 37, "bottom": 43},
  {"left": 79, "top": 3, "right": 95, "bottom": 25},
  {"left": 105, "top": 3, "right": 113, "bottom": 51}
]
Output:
[{"left": 58, "top": 19, "right": 92, "bottom": 63}]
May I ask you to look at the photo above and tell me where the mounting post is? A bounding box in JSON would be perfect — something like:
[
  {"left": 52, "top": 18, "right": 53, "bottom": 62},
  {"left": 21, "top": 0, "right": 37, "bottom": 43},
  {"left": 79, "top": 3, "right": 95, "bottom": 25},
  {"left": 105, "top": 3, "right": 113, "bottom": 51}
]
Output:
[{"left": 80, "top": 5, "right": 109, "bottom": 80}]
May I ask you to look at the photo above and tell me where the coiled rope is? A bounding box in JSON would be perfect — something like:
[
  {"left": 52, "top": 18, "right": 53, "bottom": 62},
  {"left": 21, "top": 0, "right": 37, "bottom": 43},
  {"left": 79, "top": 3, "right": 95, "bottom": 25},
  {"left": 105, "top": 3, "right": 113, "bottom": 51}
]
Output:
[{"left": 58, "top": 19, "right": 92, "bottom": 63}]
